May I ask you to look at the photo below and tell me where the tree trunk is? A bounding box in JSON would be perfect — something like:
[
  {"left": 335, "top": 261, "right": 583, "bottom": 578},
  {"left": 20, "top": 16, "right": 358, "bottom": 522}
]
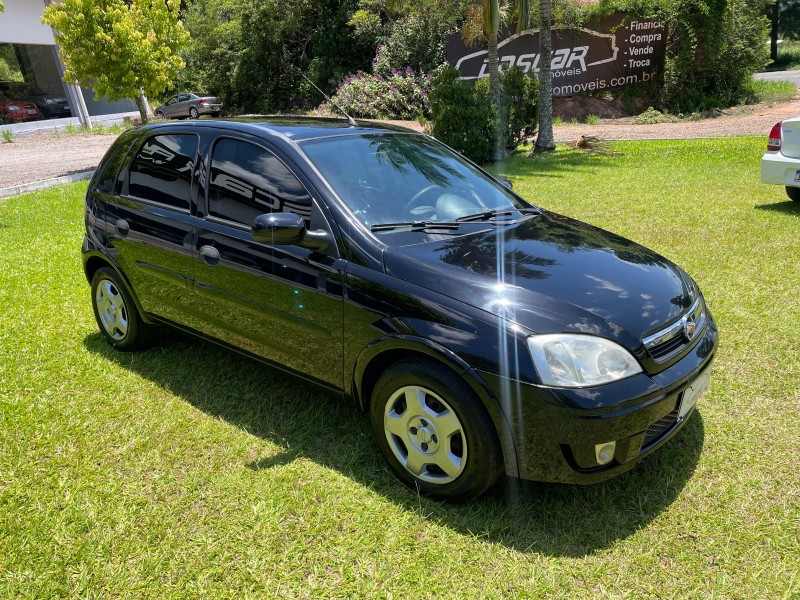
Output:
[
  {"left": 486, "top": 30, "right": 506, "bottom": 162},
  {"left": 769, "top": 7, "right": 779, "bottom": 64},
  {"left": 534, "top": 0, "right": 555, "bottom": 153},
  {"left": 134, "top": 92, "right": 149, "bottom": 124}
]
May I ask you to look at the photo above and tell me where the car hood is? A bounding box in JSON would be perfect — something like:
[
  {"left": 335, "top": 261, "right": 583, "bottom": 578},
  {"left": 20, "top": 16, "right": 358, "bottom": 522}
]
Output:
[{"left": 382, "top": 211, "right": 695, "bottom": 351}]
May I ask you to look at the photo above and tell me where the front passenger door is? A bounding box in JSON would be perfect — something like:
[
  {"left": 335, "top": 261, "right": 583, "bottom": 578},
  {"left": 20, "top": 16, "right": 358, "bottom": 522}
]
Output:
[{"left": 192, "top": 136, "right": 345, "bottom": 389}]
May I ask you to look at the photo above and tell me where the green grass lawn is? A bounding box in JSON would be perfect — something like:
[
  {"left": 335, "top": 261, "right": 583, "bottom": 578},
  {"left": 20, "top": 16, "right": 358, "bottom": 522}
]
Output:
[
  {"left": 1, "top": 137, "right": 798, "bottom": 598},
  {"left": 767, "top": 40, "right": 800, "bottom": 72}
]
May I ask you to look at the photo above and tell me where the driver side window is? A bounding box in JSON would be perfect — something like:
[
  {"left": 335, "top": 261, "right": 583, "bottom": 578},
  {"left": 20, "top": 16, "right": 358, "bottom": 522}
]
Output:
[{"left": 207, "top": 138, "right": 312, "bottom": 228}]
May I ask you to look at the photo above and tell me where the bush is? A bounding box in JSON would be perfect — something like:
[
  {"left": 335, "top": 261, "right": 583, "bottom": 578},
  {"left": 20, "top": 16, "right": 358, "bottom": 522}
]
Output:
[
  {"left": 656, "top": 0, "right": 770, "bottom": 112},
  {"left": 330, "top": 68, "right": 432, "bottom": 119},
  {"left": 429, "top": 68, "right": 495, "bottom": 164},
  {"left": 431, "top": 67, "right": 538, "bottom": 163},
  {"left": 633, "top": 107, "right": 677, "bottom": 125},
  {"left": 372, "top": 13, "right": 451, "bottom": 76},
  {"left": 499, "top": 66, "right": 538, "bottom": 150}
]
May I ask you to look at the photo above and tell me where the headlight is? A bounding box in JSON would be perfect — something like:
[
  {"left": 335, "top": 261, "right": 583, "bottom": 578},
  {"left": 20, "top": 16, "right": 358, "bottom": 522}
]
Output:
[{"left": 527, "top": 334, "right": 642, "bottom": 387}]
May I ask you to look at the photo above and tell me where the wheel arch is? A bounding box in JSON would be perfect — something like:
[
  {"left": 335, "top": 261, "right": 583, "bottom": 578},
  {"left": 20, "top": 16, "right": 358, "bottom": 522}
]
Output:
[
  {"left": 352, "top": 336, "right": 519, "bottom": 478},
  {"left": 83, "top": 252, "right": 154, "bottom": 325}
]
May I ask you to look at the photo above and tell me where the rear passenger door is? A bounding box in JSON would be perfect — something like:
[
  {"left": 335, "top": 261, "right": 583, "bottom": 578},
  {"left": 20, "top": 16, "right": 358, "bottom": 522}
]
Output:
[
  {"left": 191, "top": 134, "right": 345, "bottom": 389},
  {"left": 104, "top": 131, "right": 201, "bottom": 324}
]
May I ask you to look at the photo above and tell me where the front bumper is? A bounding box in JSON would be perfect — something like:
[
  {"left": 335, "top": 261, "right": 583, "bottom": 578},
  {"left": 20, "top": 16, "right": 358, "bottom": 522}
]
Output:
[{"left": 478, "top": 319, "right": 718, "bottom": 484}]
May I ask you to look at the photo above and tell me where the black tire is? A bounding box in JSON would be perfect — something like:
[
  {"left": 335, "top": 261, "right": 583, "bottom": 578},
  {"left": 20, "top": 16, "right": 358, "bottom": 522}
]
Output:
[
  {"left": 370, "top": 358, "right": 503, "bottom": 502},
  {"left": 154, "top": 110, "right": 164, "bottom": 119},
  {"left": 90, "top": 267, "right": 152, "bottom": 351},
  {"left": 786, "top": 186, "right": 800, "bottom": 202},
  {"left": 189, "top": 106, "right": 199, "bottom": 119}
]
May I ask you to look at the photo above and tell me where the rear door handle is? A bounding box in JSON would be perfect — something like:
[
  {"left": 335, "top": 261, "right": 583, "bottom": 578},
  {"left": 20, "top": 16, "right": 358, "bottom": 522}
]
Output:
[{"left": 199, "top": 245, "right": 220, "bottom": 266}]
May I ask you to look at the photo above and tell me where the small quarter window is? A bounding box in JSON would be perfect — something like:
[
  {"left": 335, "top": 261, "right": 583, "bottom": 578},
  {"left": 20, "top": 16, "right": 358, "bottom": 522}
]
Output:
[
  {"left": 94, "top": 136, "right": 136, "bottom": 194},
  {"left": 208, "top": 138, "right": 312, "bottom": 227},
  {"left": 129, "top": 134, "right": 198, "bottom": 210}
]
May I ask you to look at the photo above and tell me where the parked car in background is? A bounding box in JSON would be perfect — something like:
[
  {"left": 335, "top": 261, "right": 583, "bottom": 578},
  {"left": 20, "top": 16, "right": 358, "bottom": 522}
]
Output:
[
  {"left": 0, "top": 81, "right": 70, "bottom": 120},
  {"left": 761, "top": 118, "right": 800, "bottom": 202},
  {"left": 154, "top": 93, "right": 222, "bottom": 119},
  {"left": 0, "top": 97, "right": 41, "bottom": 124},
  {"left": 25, "top": 87, "right": 71, "bottom": 119},
  {"left": 82, "top": 118, "right": 717, "bottom": 501}
]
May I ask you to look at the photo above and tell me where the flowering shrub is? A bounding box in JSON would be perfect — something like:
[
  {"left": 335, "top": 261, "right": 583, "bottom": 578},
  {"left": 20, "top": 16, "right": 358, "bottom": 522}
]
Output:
[{"left": 330, "top": 67, "right": 432, "bottom": 120}]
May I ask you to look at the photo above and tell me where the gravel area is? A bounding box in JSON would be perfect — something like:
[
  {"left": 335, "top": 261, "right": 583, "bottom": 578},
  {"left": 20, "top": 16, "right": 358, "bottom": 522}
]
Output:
[{"left": 1, "top": 92, "right": 797, "bottom": 191}]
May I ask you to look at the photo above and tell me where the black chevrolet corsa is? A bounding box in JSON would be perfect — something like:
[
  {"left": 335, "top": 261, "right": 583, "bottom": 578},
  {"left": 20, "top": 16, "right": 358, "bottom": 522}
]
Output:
[{"left": 83, "top": 118, "right": 717, "bottom": 501}]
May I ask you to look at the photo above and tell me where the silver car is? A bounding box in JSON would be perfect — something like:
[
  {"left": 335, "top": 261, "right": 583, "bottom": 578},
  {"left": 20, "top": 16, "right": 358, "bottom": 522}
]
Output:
[{"left": 154, "top": 92, "right": 222, "bottom": 119}]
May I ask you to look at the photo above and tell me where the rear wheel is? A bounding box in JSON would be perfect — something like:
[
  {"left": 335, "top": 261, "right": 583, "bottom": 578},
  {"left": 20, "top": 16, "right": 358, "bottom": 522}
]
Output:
[
  {"left": 370, "top": 358, "right": 502, "bottom": 502},
  {"left": 786, "top": 186, "right": 800, "bottom": 202},
  {"left": 189, "top": 106, "right": 199, "bottom": 119},
  {"left": 91, "top": 267, "right": 152, "bottom": 351}
]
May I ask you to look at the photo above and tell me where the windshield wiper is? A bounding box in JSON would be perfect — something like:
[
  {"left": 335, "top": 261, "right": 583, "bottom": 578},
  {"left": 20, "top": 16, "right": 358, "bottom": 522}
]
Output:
[
  {"left": 456, "top": 207, "right": 542, "bottom": 222},
  {"left": 370, "top": 220, "right": 462, "bottom": 232}
]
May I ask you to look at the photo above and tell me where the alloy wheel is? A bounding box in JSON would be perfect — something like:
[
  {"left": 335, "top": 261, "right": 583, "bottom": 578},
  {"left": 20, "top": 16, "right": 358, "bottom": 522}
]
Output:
[{"left": 383, "top": 385, "right": 467, "bottom": 484}]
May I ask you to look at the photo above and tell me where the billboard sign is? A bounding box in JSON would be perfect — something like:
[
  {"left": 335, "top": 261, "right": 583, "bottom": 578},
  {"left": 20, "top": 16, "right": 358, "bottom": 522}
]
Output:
[{"left": 446, "top": 14, "right": 667, "bottom": 96}]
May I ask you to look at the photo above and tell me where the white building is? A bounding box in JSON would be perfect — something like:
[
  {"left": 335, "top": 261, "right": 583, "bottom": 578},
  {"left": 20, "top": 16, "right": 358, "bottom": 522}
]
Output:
[{"left": 0, "top": 0, "right": 139, "bottom": 132}]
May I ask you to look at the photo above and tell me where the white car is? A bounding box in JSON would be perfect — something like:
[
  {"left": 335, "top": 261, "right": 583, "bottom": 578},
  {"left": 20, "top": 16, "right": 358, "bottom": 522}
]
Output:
[{"left": 761, "top": 118, "right": 800, "bottom": 202}]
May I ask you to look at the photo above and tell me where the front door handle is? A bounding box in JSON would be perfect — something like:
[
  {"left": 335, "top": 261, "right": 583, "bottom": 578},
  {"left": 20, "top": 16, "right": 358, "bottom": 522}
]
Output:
[{"left": 199, "top": 245, "right": 220, "bottom": 266}]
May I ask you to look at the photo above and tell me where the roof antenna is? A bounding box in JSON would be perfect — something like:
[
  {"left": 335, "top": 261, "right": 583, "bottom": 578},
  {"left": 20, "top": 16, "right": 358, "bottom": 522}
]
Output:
[{"left": 297, "top": 70, "right": 357, "bottom": 127}]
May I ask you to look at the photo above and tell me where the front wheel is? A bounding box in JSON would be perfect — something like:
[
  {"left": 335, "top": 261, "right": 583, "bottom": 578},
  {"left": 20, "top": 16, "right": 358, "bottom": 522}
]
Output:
[
  {"left": 154, "top": 110, "right": 164, "bottom": 119},
  {"left": 370, "top": 358, "right": 503, "bottom": 502},
  {"left": 91, "top": 267, "right": 152, "bottom": 351},
  {"left": 189, "top": 106, "right": 199, "bottom": 119},
  {"left": 786, "top": 186, "right": 800, "bottom": 202}
]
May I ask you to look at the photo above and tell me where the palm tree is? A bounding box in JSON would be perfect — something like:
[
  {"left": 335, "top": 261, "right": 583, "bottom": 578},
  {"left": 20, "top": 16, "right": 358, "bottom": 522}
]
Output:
[
  {"left": 481, "top": 0, "right": 557, "bottom": 160},
  {"left": 533, "top": 0, "right": 556, "bottom": 152}
]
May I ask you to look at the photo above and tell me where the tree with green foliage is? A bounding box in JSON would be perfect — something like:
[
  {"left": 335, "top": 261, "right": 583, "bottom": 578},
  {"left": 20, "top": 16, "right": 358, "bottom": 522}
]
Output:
[
  {"left": 41, "top": 0, "right": 189, "bottom": 123},
  {"left": 179, "top": 0, "right": 374, "bottom": 114}
]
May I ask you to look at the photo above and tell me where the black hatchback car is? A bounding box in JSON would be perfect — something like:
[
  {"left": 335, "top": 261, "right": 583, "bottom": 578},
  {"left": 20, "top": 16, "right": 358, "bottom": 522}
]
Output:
[{"left": 83, "top": 118, "right": 717, "bottom": 501}]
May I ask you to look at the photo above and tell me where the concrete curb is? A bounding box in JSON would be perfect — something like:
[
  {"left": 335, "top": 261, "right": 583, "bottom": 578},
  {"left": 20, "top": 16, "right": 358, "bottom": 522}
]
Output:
[{"left": 0, "top": 170, "right": 95, "bottom": 200}]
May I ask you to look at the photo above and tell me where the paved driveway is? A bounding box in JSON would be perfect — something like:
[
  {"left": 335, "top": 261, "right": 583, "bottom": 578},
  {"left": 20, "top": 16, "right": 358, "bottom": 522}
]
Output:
[{"left": 755, "top": 70, "right": 800, "bottom": 87}]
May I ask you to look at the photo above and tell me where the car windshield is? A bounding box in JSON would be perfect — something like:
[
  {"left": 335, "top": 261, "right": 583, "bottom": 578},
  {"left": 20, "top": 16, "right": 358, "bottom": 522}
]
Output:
[{"left": 300, "top": 133, "right": 529, "bottom": 230}]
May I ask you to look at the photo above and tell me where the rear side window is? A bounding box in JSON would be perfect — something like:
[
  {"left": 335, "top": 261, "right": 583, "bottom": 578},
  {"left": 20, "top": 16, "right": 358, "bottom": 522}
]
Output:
[
  {"left": 129, "top": 134, "right": 198, "bottom": 210},
  {"left": 207, "top": 138, "right": 312, "bottom": 227},
  {"left": 94, "top": 135, "right": 136, "bottom": 194}
]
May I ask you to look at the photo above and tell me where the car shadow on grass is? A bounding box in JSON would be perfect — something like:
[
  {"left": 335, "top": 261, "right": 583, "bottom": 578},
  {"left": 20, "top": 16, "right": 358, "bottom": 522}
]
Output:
[
  {"left": 754, "top": 199, "right": 800, "bottom": 214},
  {"left": 84, "top": 330, "right": 703, "bottom": 558}
]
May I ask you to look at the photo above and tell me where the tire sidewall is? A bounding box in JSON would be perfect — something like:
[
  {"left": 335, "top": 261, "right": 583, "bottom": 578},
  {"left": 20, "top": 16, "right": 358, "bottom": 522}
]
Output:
[{"left": 370, "top": 359, "right": 501, "bottom": 502}]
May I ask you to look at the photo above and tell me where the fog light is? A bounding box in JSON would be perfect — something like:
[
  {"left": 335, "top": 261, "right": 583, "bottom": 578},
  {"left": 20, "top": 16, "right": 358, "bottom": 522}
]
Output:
[{"left": 595, "top": 441, "right": 616, "bottom": 465}]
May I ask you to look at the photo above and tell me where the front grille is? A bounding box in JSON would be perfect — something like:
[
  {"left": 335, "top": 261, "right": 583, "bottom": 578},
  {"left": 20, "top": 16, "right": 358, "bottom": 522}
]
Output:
[
  {"left": 643, "top": 297, "right": 706, "bottom": 363},
  {"left": 643, "top": 409, "right": 679, "bottom": 446},
  {"left": 649, "top": 333, "right": 686, "bottom": 360}
]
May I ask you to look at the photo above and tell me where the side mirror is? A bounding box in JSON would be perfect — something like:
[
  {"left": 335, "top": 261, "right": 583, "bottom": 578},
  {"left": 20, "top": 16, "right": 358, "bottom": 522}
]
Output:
[
  {"left": 497, "top": 177, "right": 513, "bottom": 190},
  {"left": 252, "top": 212, "right": 330, "bottom": 252}
]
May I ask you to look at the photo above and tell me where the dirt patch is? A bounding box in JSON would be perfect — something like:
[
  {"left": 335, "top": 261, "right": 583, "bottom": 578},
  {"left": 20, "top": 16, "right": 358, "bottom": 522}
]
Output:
[
  {"left": 0, "top": 131, "right": 116, "bottom": 189},
  {"left": 551, "top": 91, "right": 800, "bottom": 143}
]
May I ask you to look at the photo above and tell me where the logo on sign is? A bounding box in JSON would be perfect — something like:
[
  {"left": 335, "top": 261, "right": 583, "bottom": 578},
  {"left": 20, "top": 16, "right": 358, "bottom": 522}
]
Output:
[{"left": 454, "top": 28, "right": 618, "bottom": 80}]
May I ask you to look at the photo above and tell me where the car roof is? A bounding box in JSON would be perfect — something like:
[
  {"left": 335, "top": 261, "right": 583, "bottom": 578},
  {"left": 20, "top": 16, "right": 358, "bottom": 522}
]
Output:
[{"left": 139, "top": 116, "right": 418, "bottom": 143}]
